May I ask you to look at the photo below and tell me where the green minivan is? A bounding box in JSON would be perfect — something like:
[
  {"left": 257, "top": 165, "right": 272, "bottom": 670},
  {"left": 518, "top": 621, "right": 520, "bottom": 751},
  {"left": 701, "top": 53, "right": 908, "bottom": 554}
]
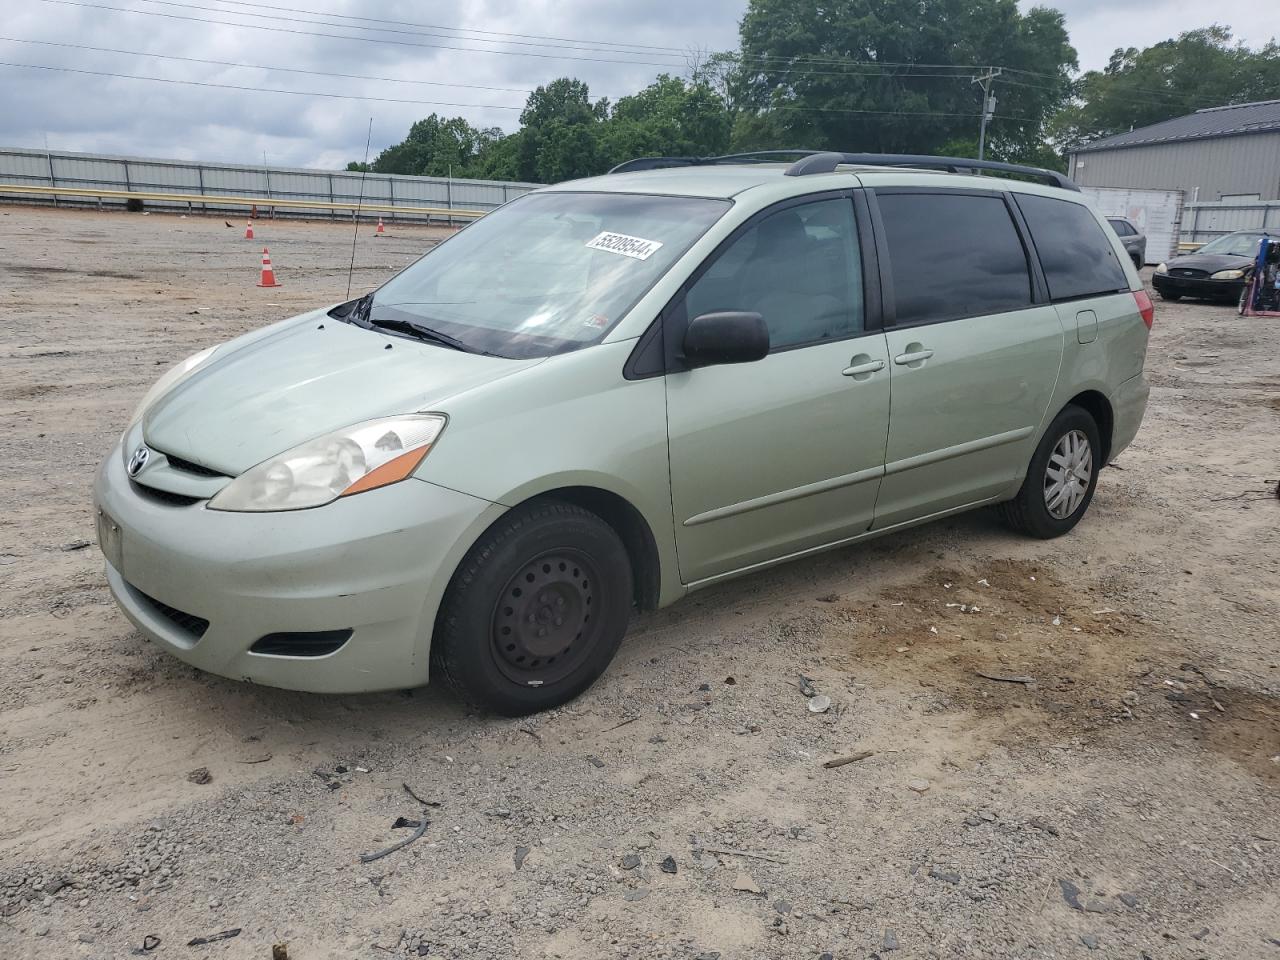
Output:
[{"left": 95, "top": 152, "right": 1152, "bottom": 714}]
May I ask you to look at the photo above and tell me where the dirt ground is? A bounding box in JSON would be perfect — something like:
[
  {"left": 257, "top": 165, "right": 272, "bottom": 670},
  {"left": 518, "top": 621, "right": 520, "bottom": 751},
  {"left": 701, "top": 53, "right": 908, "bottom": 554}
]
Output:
[{"left": 0, "top": 205, "right": 1277, "bottom": 960}]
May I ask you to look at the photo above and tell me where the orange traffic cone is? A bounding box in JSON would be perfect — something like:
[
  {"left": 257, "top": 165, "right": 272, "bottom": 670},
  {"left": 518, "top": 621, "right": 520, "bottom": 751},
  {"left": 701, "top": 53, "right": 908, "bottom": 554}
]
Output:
[
  {"left": 244, "top": 219, "right": 254, "bottom": 240},
  {"left": 376, "top": 216, "right": 385, "bottom": 235},
  {"left": 256, "top": 247, "right": 280, "bottom": 288}
]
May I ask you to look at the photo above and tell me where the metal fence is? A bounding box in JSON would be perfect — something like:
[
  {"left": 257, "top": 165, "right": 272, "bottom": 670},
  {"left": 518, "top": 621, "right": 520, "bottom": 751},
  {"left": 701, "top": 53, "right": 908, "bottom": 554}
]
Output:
[
  {"left": 0, "top": 146, "right": 539, "bottom": 222},
  {"left": 1181, "top": 199, "right": 1280, "bottom": 245}
]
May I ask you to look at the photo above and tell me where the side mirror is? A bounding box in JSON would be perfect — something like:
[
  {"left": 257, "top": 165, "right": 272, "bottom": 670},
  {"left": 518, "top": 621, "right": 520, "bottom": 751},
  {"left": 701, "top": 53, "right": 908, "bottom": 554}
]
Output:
[{"left": 682, "top": 311, "right": 770, "bottom": 367}]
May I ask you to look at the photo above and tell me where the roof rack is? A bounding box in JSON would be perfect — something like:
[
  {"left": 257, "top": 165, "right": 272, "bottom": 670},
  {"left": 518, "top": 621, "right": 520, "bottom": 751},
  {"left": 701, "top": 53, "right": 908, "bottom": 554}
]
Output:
[
  {"left": 607, "top": 150, "right": 822, "bottom": 174},
  {"left": 608, "top": 149, "right": 1079, "bottom": 191},
  {"left": 783, "top": 152, "right": 1079, "bottom": 191}
]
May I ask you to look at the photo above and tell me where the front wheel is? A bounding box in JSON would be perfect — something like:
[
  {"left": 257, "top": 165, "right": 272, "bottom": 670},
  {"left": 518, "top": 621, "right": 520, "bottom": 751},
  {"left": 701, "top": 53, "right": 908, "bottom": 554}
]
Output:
[
  {"left": 999, "top": 405, "right": 1101, "bottom": 539},
  {"left": 432, "top": 500, "right": 633, "bottom": 715},
  {"left": 1158, "top": 289, "right": 1182, "bottom": 301}
]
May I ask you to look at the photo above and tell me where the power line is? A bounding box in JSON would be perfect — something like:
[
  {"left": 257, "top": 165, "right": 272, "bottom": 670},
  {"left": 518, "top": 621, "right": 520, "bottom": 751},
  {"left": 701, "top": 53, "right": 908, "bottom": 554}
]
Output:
[
  {"left": 0, "top": 58, "right": 1039, "bottom": 123},
  {"left": 0, "top": 36, "right": 535, "bottom": 94},
  {"left": 194, "top": 0, "right": 695, "bottom": 54},
  {"left": 0, "top": 36, "right": 539, "bottom": 95},
  {"left": 0, "top": 60, "right": 526, "bottom": 109},
  {"left": 124, "top": 0, "right": 691, "bottom": 60},
  {"left": 38, "top": 0, "right": 683, "bottom": 68},
  {"left": 34, "top": 0, "right": 1052, "bottom": 82}
]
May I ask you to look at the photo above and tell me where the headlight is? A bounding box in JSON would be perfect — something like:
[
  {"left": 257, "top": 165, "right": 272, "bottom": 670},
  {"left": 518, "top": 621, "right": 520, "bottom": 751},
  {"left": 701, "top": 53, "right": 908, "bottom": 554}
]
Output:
[
  {"left": 1210, "top": 269, "right": 1245, "bottom": 280},
  {"left": 128, "top": 346, "right": 219, "bottom": 428},
  {"left": 1155, "top": 263, "right": 1168, "bottom": 274},
  {"left": 207, "top": 415, "right": 446, "bottom": 512}
]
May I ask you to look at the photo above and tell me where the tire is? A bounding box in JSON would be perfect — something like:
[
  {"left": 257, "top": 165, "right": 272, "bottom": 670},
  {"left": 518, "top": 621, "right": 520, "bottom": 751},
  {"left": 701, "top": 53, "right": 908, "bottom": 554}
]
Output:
[
  {"left": 431, "top": 500, "right": 633, "bottom": 716},
  {"left": 1158, "top": 290, "right": 1181, "bottom": 301},
  {"left": 999, "top": 405, "right": 1101, "bottom": 539}
]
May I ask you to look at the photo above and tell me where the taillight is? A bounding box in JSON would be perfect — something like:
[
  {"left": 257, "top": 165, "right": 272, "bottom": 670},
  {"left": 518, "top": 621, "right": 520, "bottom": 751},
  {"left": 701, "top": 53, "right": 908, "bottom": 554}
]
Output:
[{"left": 1133, "top": 290, "right": 1154, "bottom": 329}]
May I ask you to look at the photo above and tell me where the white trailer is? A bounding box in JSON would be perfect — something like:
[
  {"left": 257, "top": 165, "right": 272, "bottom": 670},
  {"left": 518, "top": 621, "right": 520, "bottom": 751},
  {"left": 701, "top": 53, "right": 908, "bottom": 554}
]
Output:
[{"left": 1080, "top": 186, "right": 1184, "bottom": 264}]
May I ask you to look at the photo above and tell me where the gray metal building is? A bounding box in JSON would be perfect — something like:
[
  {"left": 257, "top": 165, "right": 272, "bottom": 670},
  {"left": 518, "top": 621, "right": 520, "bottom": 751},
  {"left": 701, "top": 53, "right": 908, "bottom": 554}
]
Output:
[{"left": 1068, "top": 99, "right": 1280, "bottom": 201}]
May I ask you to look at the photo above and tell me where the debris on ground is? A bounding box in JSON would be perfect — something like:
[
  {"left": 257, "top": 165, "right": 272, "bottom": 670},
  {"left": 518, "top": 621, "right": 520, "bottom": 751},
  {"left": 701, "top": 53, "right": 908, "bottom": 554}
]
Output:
[
  {"left": 823, "top": 750, "right": 875, "bottom": 769},
  {"left": 660, "top": 856, "right": 677, "bottom": 874},
  {"left": 186, "top": 767, "right": 212, "bottom": 785},
  {"left": 186, "top": 929, "right": 241, "bottom": 946},
  {"left": 975, "top": 670, "right": 1034, "bottom": 684},
  {"left": 1060, "top": 878, "right": 1085, "bottom": 911},
  {"left": 731, "top": 872, "right": 763, "bottom": 895},
  {"left": 807, "top": 694, "right": 831, "bottom": 714}
]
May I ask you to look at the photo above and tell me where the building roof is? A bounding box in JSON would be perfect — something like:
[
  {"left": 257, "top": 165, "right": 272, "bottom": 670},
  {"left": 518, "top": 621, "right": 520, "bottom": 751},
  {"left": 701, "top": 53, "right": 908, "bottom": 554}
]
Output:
[{"left": 1074, "top": 99, "right": 1280, "bottom": 153}]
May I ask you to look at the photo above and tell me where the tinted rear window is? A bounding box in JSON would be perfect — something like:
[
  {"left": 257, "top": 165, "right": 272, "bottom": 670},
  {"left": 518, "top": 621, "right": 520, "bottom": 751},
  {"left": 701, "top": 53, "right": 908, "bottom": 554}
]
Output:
[
  {"left": 877, "top": 193, "right": 1032, "bottom": 325},
  {"left": 1019, "top": 195, "right": 1128, "bottom": 301}
]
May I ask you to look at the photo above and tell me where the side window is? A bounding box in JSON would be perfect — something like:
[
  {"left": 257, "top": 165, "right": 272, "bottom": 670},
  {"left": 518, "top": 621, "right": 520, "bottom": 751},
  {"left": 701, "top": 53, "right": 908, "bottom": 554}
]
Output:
[
  {"left": 876, "top": 193, "right": 1032, "bottom": 325},
  {"left": 1108, "top": 218, "right": 1133, "bottom": 237},
  {"left": 1018, "top": 195, "right": 1128, "bottom": 301},
  {"left": 684, "top": 198, "right": 863, "bottom": 350}
]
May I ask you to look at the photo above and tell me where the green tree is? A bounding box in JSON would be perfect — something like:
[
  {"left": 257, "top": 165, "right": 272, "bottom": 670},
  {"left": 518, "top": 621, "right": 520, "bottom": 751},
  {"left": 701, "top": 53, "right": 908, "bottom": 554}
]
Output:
[
  {"left": 733, "top": 0, "right": 1076, "bottom": 160},
  {"left": 366, "top": 114, "right": 501, "bottom": 178},
  {"left": 516, "top": 78, "right": 608, "bottom": 182},
  {"left": 1050, "top": 27, "right": 1280, "bottom": 146},
  {"left": 600, "top": 75, "right": 732, "bottom": 166}
]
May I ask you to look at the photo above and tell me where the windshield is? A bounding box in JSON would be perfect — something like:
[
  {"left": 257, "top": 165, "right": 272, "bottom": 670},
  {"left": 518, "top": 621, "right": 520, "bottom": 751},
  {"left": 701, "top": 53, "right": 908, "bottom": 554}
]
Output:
[
  {"left": 1196, "top": 232, "right": 1264, "bottom": 257},
  {"left": 367, "top": 191, "right": 730, "bottom": 359}
]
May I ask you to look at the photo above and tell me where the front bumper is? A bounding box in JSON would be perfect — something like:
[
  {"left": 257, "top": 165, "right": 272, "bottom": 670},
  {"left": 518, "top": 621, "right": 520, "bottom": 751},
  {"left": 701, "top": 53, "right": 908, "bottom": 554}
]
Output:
[
  {"left": 94, "top": 443, "right": 503, "bottom": 693},
  {"left": 1151, "top": 273, "right": 1244, "bottom": 300}
]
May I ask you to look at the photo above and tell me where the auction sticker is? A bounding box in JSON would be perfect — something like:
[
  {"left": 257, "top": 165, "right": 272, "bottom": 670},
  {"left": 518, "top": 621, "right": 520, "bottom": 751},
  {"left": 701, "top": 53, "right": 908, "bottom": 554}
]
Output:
[{"left": 585, "top": 231, "right": 663, "bottom": 261}]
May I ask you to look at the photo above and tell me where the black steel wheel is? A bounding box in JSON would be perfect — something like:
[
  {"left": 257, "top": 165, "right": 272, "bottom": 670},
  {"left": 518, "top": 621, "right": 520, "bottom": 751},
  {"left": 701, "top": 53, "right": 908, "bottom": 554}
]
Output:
[
  {"left": 432, "top": 500, "right": 632, "bottom": 715},
  {"left": 490, "top": 550, "right": 602, "bottom": 687}
]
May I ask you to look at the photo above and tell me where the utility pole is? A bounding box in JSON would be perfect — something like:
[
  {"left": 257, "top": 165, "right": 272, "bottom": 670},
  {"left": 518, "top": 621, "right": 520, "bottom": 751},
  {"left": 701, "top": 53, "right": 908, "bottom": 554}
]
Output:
[{"left": 973, "top": 67, "right": 1002, "bottom": 161}]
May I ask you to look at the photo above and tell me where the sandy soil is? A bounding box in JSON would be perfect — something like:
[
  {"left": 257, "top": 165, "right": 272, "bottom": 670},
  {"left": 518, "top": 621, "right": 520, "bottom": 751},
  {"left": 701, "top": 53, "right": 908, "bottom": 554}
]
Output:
[{"left": 0, "top": 206, "right": 1277, "bottom": 959}]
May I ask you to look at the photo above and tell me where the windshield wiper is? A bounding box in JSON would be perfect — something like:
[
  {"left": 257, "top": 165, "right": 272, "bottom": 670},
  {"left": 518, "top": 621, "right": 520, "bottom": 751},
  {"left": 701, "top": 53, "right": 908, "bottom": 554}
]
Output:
[{"left": 367, "top": 314, "right": 475, "bottom": 353}]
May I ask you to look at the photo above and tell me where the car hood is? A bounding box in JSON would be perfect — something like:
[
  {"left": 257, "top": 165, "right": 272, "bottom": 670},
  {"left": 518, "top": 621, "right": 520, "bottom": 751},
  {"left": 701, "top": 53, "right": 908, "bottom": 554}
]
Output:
[
  {"left": 143, "top": 310, "right": 539, "bottom": 475},
  {"left": 1165, "top": 253, "right": 1254, "bottom": 272}
]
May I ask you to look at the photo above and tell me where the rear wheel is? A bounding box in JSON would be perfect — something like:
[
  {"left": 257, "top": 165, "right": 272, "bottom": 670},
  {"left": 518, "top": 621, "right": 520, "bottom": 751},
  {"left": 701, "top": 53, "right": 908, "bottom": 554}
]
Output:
[
  {"left": 999, "top": 405, "right": 1101, "bottom": 539},
  {"left": 432, "top": 500, "right": 632, "bottom": 715}
]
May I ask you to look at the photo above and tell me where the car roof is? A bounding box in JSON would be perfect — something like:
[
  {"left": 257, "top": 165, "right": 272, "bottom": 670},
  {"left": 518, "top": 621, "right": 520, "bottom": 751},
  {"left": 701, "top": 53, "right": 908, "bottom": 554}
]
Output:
[{"left": 538, "top": 162, "right": 1086, "bottom": 203}]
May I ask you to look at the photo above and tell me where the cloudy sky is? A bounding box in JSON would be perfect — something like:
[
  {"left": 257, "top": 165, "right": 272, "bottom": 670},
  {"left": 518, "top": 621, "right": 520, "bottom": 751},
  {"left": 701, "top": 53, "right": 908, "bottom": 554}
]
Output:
[{"left": 1, "top": 0, "right": 1273, "bottom": 170}]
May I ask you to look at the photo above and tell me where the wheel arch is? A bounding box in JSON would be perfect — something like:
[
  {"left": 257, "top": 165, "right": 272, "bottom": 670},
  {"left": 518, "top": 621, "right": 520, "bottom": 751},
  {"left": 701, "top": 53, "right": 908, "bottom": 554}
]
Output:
[
  {"left": 1063, "top": 389, "right": 1114, "bottom": 464},
  {"left": 509, "top": 486, "right": 663, "bottom": 612}
]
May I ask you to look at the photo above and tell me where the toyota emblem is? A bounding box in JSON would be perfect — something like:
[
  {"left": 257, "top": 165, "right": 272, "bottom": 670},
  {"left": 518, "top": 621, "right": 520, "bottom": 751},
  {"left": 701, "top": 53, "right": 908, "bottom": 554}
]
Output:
[{"left": 127, "top": 445, "right": 150, "bottom": 477}]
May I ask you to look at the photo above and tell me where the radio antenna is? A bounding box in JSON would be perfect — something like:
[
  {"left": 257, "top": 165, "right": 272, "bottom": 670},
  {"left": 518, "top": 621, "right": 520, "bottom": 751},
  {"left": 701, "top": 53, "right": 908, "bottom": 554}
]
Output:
[{"left": 346, "top": 117, "right": 374, "bottom": 300}]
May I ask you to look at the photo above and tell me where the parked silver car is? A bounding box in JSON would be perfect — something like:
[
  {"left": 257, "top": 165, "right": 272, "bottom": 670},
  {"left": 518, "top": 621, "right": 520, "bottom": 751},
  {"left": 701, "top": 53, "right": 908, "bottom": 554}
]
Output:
[{"left": 1107, "top": 217, "right": 1146, "bottom": 269}]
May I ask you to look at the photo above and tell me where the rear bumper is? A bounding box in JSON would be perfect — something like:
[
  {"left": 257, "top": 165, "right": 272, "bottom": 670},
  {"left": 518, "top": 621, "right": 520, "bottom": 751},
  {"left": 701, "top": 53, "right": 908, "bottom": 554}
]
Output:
[
  {"left": 94, "top": 443, "right": 504, "bottom": 693},
  {"left": 1109, "top": 371, "right": 1149, "bottom": 461},
  {"left": 1151, "top": 274, "right": 1244, "bottom": 300}
]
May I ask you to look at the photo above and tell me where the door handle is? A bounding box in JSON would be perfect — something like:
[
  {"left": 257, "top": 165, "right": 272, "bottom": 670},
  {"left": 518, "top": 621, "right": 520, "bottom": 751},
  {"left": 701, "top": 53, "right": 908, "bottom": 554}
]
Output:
[
  {"left": 841, "top": 358, "right": 886, "bottom": 377},
  {"left": 893, "top": 348, "right": 934, "bottom": 366}
]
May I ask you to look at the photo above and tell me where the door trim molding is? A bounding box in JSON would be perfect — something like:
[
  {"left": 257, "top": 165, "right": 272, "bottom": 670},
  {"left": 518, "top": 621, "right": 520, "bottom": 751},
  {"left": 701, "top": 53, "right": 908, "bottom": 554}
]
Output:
[
  {"left": 683, "top": 464, "right": 884, "bottom": 527},
  {"left": 683, "top": 494, "right": 1001, "bottom": 589},
  {"left": 883, "top": 426, "right": 1034, "bottom": 477}
]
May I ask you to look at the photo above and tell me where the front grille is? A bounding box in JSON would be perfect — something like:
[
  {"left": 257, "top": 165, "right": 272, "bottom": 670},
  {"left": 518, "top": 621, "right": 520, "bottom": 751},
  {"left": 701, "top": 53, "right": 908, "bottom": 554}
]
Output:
[
  {"left": 250, "top": 629, "right": 353, "bottom": 658},
  {"left": 162, "top": 452, "right": 225, "bottom": 478},
  {"left": 133, "top": 587, "right": 210, "bottom": 639},
  {"left": 1171, "top": 268, "right": 1209, "bottom": 279},
  {"left": 130, "top": 480, "right": 202, "bottom": 507}
]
